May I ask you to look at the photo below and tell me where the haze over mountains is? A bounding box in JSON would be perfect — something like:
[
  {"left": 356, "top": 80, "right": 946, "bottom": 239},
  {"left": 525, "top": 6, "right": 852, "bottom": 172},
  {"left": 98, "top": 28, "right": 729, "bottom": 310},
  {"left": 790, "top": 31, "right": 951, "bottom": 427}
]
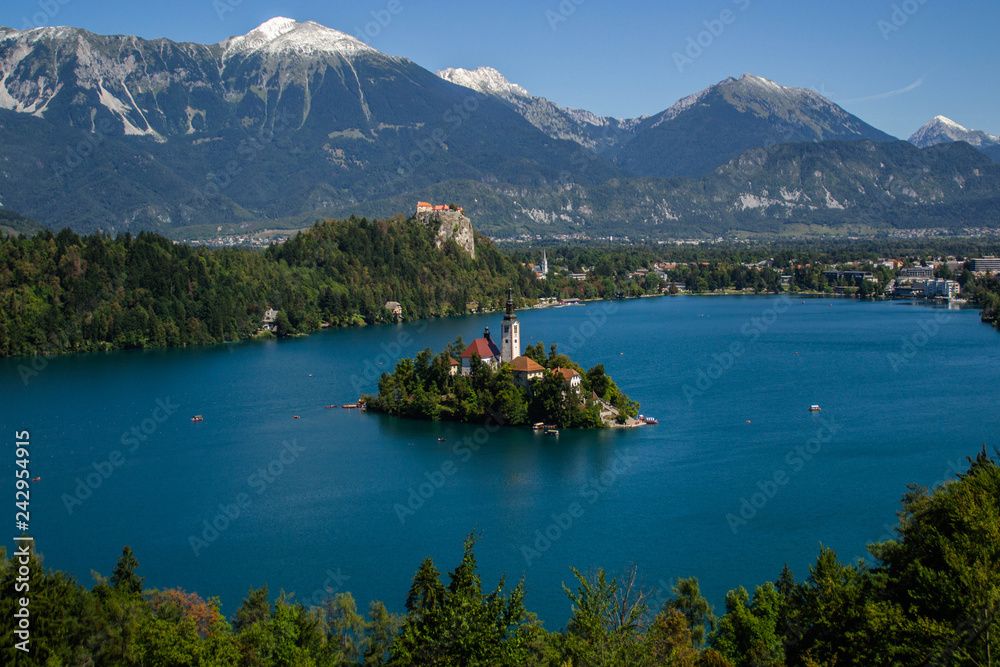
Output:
[{"left": 0, "top": 17, "right": 997, "bottom": 239}]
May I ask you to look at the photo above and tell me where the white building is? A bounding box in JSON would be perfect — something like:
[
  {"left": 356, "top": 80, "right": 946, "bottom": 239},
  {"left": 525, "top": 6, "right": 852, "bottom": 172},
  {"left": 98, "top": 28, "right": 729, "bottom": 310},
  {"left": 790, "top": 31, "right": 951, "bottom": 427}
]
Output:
[
  {"left": 500, "top": 289, "right": 521, "bottom": 364},
  {"left": 925, "top": 279, "right": 960, "bottom": 300}
]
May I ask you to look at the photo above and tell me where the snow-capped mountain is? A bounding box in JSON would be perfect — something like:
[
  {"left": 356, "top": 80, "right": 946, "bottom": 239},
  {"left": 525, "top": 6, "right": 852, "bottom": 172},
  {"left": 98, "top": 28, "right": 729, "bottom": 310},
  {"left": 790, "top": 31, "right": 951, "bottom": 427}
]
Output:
[
  {"left": 617, "top": 73, "right": 898, "bottom": 178},
  {"left": 909, "top": 115, "right": 1000, "bottom": 149},
  {"left": 220, "top": 16, "right": 377, "bottom": 60},
  {"left": 437, "top": 67, "right": 531, "bottom": 100},
  {"left": 0, "top": 18, "right": 993, "bottom": 239},
  {"left": 437, "top": 66, "right": 642, "bottom": 152},
  {"left": 0, "top": 18, "right": 619, "bottom": 232}
]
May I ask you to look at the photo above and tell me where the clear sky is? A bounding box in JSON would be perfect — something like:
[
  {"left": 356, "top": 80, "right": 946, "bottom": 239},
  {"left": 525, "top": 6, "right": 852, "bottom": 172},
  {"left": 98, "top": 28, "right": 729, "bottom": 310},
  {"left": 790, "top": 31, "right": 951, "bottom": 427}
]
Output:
[{"left": 3, "top": 0, "right": 997, "bottom": 139}]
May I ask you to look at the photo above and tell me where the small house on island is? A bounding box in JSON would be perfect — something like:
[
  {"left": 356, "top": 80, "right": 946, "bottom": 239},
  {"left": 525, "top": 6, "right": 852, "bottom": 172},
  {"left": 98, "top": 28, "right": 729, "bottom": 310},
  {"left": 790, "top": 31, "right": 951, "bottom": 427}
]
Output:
[
  {"left": 511, "top": 355, "right": 546, "bottom": 389},
  {"left": 553, "top": 367, "right": 582, "bottom": 390}
]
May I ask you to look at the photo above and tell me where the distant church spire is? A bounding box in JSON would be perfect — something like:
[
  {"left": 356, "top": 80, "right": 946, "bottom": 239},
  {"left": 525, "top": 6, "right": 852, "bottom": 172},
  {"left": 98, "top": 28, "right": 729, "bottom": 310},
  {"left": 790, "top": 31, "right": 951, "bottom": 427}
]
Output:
[{"left": 504, "top": 287, "right": 516, "bottom": 320}]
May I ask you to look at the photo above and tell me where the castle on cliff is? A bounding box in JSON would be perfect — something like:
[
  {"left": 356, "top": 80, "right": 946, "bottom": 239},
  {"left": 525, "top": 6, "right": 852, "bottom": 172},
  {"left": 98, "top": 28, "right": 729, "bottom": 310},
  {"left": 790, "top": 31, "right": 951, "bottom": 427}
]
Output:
[{"left": 414, "top": 201, "right": 475, "bottom": 259}]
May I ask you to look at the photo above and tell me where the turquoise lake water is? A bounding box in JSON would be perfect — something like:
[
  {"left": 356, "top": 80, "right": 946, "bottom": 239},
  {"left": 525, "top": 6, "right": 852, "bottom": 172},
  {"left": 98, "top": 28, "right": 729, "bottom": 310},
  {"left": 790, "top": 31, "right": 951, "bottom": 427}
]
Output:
[{"left": 3, "top": 295, "right": 998, "bottom": 627}]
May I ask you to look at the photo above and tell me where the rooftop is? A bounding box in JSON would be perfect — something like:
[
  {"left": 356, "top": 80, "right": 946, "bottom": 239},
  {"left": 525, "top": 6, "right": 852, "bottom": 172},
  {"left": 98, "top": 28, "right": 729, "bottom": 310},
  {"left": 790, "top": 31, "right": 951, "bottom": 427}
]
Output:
[{"left": 510, "top": 356, "right": 545, "bottom": 372}]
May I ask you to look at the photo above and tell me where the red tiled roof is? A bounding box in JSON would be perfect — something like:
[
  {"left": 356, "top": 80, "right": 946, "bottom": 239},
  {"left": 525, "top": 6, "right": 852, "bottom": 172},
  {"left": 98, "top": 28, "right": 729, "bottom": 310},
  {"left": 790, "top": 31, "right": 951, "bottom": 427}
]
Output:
[
  {"left": 461, "top": 338, "right": 500, "bottom": 360},
  {"left": 553, "top": 367, "right": 581, "bottom": 382},
  {"left": 449, "top": 358, "right": 460, "bottom": 366},
  {"left": 510, "top": 356, "right": 545, "bottom": 372}
]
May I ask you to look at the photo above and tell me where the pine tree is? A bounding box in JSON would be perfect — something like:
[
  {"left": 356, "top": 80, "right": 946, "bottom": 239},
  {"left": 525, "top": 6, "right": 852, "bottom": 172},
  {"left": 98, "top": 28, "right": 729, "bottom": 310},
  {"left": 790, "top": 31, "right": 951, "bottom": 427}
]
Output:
[{"left": 110, "top": 545, "right": 144, "bottom": 597}]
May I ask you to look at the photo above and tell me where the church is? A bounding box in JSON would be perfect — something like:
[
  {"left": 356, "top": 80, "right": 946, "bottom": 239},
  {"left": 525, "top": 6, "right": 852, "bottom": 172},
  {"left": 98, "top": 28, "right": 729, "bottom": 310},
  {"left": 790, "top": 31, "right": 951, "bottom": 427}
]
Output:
[{"left": 459, "top": 289, "right": 520, "bottom": 376}]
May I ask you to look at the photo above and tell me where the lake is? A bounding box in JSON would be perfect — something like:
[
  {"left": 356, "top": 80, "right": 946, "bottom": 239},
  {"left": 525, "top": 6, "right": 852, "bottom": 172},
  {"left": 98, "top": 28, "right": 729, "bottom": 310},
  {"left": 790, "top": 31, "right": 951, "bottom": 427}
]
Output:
[{"left": 3, "top": 295, "right": 998, "bottom": 627}]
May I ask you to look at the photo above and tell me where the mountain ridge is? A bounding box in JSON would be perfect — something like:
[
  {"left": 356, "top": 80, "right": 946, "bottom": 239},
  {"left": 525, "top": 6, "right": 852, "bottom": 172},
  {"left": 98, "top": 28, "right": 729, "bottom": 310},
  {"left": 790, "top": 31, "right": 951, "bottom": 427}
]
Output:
[{"left": 0, "top": 17, "right": 995, "bottom": 241}]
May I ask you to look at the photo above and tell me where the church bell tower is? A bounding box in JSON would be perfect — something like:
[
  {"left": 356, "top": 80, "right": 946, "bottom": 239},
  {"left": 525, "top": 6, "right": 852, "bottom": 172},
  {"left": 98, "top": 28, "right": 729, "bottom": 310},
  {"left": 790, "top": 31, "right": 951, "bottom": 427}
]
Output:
[{"left": 500, "top": 288, "right": 520, "bottom": 363}]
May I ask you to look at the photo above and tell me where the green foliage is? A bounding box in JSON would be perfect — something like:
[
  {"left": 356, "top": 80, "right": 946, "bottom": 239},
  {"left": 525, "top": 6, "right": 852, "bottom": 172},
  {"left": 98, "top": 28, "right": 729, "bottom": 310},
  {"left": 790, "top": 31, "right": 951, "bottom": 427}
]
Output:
[
  {"left": 390, "top": 532, "right": 540, "bottom": 666},
  {"left": 711, "top": 583, "right": 785, "bottom": 667},
  {"left": 665, "top": 577, "right": 717, "bottom": 647},
  {"left": 368, "top": 340, "right": 634, "bottom": 428},
  {"left": 0, "top": 217, "right": 537, "bottom": 358},
  {"left": 110, "top": 545, "right": 144, "bottom": 598}
]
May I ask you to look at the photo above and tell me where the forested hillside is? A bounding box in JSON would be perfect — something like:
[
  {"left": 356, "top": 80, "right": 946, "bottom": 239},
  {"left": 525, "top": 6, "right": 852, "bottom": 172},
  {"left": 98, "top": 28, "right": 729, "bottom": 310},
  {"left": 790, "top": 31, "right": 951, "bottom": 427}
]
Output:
[{"left": 0, "top": 217, "right": 533, "bottom": 358}]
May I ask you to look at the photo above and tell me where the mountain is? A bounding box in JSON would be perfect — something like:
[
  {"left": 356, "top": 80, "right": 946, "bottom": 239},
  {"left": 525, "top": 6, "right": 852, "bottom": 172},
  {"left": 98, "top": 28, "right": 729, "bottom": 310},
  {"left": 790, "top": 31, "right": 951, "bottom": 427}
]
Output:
[
  {"left": 332, "top": 140, "right": 1000, "bottom": 238},
  {"left": 615, "top": 74, "right": 898, "bottom": 179},
  {"left": 0, "top": 20, "right": 992, "bottom": 241},
  {"left": 0, "top": 209, "right": 44, "bottom": 236},
  {"left": 909, "top": 116, "right": 1000, "bottom": 163},
  {"left": 0, "top": 19, "right": 621, "bottom": 234},
  {"left": 436, "top": 66, "right": 642, "bottom": 152}
]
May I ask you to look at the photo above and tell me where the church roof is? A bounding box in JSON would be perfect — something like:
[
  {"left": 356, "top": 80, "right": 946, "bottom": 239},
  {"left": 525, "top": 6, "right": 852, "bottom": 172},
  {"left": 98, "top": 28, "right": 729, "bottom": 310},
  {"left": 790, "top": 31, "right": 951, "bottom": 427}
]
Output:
[
  {"left": 461, "top": 337, "right": 501, "bottom": 360},
  {"left": 510, "top": 356, "right": 545, "bottom": 372}
]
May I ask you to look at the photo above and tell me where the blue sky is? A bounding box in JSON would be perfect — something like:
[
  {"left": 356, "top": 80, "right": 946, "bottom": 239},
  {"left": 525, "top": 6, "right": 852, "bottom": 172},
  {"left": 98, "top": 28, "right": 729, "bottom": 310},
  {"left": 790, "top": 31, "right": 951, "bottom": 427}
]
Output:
[{"left": 3, "top": 0, "right": 997, "bottom": 139}]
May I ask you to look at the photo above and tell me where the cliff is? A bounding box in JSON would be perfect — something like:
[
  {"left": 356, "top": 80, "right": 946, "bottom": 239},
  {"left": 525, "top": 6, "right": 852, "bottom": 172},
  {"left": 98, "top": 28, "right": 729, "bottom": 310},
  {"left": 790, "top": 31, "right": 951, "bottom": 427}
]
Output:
[{"left": 416, "top": 209, "right": 476, "bottom": 259}]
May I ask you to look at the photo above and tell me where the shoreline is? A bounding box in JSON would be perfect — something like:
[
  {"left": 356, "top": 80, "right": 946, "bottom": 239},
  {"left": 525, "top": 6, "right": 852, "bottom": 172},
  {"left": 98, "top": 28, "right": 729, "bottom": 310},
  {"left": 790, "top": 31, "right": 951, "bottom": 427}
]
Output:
[{"left": 6, "top": 291, "right": 988, "bottom": 362}]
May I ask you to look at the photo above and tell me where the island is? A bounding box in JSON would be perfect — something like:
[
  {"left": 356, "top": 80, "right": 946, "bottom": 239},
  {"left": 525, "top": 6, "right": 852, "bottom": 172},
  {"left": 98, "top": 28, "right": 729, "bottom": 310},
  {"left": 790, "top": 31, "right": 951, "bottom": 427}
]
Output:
[{"left": 364, "top": 290, "right": 640, "bottom": 428}]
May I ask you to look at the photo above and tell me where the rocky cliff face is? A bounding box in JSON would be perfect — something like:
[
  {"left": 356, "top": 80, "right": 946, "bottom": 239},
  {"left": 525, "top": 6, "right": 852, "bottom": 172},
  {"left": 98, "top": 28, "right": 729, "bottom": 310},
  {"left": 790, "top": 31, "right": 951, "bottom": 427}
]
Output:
[{"left": 416, "top": 209, "right": 475, "bottom": 259}]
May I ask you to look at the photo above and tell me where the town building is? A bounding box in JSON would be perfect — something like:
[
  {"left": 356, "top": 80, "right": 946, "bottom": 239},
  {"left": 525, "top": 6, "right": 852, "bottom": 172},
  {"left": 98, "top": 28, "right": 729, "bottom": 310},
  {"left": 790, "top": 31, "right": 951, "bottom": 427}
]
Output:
[
  {"left": 900, "top": 266, "right": 935, "bottom": 279},
  {"left": 972, "top": 256, "right": 1000, "bottom": 272},
  {"left": 822, "top": 270, "right": 875, "bottom": 282},
  {"left": 924, "top": 279, "right": 961, "bottom": 300}
]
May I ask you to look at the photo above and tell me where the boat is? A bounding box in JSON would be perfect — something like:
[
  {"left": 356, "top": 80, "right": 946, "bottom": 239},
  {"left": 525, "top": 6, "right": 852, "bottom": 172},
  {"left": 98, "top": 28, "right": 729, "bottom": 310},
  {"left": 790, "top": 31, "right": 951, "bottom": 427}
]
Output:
[
  {"left": 342, "top": 403, "right": 362, "bottom": 409},
  {"left": 643, "top": 417, "right": 658, "bottom": 425},
  {"left": 191, "top": 415, "right": 203, "bottom": 422},
  {"left": 31, "top": 476, "right": 40, "bottom": 482},
  {"left": 437, "top": 438, "right": 447, "bottom": 442},
  {"left": 293, "top": 415, "right": 300, "bottom": 419},
  {"left": 809, "top": 405, "right": 821, "bottom": 412},
  {"left": 325, "top": 405, "right": 336, "bottom": 409},
  {"left": 545, "top": 429, "right": 559, "bottom": 436}
]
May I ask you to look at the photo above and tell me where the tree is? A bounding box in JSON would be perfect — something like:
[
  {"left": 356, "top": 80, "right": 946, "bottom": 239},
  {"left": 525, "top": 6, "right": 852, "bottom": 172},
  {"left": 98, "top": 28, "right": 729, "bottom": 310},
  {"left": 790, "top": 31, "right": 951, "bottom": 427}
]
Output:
[
  {"left": 562, "top": 566, "right": 647, "bottom": 666},
  {"left": 391, "top": 533, "right": 536, "bottom": 666},
  {"left": 404, "top": 558, "right": 445, "bottom": 617},
  {"left": 234, "top": 584, "right": 272, "bottom": 632},
  {"left": 711, "top": 584, "right": 784, "bottom": 667},
  {"left": 867, "top": 447, "right": 1000, "bottom": 666},
  {"left": 645, "top": 609, "right": 700, "bottom": 666},
  {"left": 364, "top": 600, "right": 402, "bottom": 666},
  {"left": 326, "top": 591, "right": 367, "bottom": 662},
  {"left": 274, "top": 310, "right": 292, "bottom": 337},
  {"left": 110, "top": 545, "right": 144, "bottom": 597},
  {"left": 666, "top": 576, "right": 717, "bottom": 647}
]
